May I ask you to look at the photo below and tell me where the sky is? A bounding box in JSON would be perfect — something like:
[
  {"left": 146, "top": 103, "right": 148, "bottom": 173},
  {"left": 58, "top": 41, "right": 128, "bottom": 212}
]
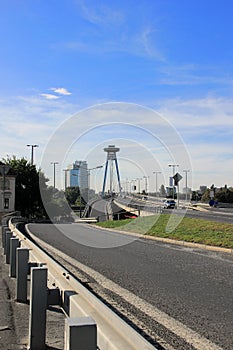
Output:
[{"left": 0, "top": 0, "right": 233, "bottom": 192}]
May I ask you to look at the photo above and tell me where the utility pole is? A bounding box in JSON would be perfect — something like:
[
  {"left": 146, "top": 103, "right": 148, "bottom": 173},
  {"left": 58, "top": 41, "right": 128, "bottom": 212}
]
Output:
[
  {"left": 27, "top": 144, "right": 38, "bottom": 165},
  {"left": 183, "top": 170, "right": 190, "bottom": 202}
]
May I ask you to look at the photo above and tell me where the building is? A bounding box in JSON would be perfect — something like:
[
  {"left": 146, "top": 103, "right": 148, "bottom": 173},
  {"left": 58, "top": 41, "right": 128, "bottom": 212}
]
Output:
[
  {"left": 68, "top": 161, "right": 88, "bottom": 191},
  {"left": 0, "top": 163, "right": 16, "bottom": 214}
]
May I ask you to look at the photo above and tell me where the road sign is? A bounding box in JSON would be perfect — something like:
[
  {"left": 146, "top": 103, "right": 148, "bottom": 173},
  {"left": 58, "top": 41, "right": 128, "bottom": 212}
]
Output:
[{"left": 173, "top": 172, "right": 182, "bottom": 186}]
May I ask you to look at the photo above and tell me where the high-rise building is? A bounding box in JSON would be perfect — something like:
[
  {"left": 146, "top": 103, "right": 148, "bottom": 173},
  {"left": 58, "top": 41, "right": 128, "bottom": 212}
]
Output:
[{"left": 68, "top": 161, "right": 88, "bottom": 191}]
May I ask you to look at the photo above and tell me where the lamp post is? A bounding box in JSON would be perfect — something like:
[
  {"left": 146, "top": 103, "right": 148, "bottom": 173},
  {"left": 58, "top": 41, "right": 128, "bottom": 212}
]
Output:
[
  {"left": 168, "top": 164, "right": 179, "bottom": 199},
  {"left": 183, "top": 170, "right": 190, "bottom": 202},
  {"left": 51, "top": 162, "right": 59, "bottom": 189},
  {"left": 153, "top": 171, "right": 161, "bottom": 197},
  {"left": 27, "top": 144, "right": 38, "bottom": 165}
]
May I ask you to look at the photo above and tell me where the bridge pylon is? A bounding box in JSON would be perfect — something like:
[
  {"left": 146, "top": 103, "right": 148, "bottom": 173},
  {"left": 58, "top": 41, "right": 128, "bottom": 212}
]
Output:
[{"left": 102, "top": 145, "right": 121, "bottom": 197}]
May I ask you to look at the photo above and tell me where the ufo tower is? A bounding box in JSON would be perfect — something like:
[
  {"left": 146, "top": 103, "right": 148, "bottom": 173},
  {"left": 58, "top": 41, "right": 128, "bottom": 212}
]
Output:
[{"left": 102, "top": 145, "right": 122, "bottom": 197}]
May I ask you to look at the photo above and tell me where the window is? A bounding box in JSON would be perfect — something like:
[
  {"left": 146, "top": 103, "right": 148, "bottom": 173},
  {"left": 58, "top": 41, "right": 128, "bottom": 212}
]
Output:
[{"left": 4, "top": 198, "right": 9, "bottom": 209}]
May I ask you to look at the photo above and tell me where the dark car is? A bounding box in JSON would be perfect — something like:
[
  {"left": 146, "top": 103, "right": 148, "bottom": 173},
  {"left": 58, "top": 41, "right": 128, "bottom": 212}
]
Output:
[{"left": 163, "top": 199, "right": 176, "bottom": 209}]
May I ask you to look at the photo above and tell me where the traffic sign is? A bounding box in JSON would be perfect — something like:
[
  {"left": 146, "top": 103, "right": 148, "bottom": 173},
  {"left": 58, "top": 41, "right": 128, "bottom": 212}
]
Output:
[{"left": 173, "top": 172, "right": 182, "bottom": 186}]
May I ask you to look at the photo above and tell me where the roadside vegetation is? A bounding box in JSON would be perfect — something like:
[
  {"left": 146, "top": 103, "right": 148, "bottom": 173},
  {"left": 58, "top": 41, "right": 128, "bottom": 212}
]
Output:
[{"left": 96, "top": 214, "right": 233, "bottom": 249}]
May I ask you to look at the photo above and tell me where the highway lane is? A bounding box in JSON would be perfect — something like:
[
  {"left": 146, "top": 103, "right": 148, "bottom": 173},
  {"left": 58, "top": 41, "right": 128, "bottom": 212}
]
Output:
[
  {"left": 27, "top": 223, "right": 233, "bottom": 350},
  {"left": 185, "top": 208, "right": 233, "bottom": 223}
]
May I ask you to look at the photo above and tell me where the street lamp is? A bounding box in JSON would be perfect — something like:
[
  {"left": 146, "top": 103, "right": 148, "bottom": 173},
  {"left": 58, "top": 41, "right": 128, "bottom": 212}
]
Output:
[
  {"left": 51, "top": 162, "right": 59, "bottom": 189},
  {"left": 183, "top": 170, "right": 190, "bottom": 202},
  {"left": 153, "top": 171, "right": 161, "bottom": 196},
  {"left": 27, "top": 144, "right": 38, "bottom": 165}
]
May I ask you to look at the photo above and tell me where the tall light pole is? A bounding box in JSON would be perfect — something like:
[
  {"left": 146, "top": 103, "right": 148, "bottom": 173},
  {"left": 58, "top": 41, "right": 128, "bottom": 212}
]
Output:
[
  {"left": 27, "top": 144, "right": 38, "bottom": 165},
  {"left": 51, "top": 162, "right": 59, "bottom": 189},
  {"left": 153, "top": 171, "right": 161, "bottom": 196},
  {"left": 168, "top": 164, "right": 179, "bottom": 199},
  {"left": 183, "top": 170, "right": 190, "bottom": 202}
]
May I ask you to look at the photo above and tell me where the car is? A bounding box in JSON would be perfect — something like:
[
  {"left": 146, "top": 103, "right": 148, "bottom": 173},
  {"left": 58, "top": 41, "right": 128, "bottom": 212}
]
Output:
[{"left": 163, "top": 199, "right": 176, "bottom": 209}]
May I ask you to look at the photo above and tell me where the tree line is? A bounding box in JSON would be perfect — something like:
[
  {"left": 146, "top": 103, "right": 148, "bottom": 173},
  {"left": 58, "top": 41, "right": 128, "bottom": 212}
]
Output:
[{"left": 2, "top": 156, "right": 87, "bottom": 219}]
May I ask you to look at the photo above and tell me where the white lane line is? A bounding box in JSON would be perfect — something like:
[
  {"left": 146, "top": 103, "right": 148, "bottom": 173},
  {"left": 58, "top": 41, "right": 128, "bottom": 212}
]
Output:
[{"left": 29, "top": 230, "right": 223, "bottom": 350}]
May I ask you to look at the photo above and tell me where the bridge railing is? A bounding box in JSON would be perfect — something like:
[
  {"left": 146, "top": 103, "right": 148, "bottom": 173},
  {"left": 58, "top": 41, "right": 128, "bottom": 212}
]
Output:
[{"left": 2, "top": 216, "right": 156, "bottom": 350}]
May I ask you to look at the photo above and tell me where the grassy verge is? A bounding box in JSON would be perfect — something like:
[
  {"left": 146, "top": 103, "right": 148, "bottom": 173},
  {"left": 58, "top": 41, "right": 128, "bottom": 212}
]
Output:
[{"left": 96, "top": 214, "right": 233, "bottom": 249}]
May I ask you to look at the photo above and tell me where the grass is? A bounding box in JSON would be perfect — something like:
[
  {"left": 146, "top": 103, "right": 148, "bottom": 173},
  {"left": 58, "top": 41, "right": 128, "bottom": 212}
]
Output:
[{"left": 96, "top": 214, "right": 233, "bottom": 249}]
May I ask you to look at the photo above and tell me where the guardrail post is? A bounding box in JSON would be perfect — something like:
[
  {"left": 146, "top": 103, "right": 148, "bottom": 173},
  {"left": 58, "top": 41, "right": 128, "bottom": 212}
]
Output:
[
  {"left": 16, "top": 247, "right": 29, "bottom": 303},
  {"left": 64, "top": 317, "right": 97, "bottom": 350},
  {"left": 10, "top": 237, "right": 20, "bottom": 277},
  {"left": 3, "top": 228, "right": 11, "bottom": 254},
  {"left": 29, "top": 267, "right": 48, "bottom": 350},
  {"left": 1, "top": 225, "right": 7, "bottom": 249},
  {"left": 5, "top": 230, "right": 13, "bottom": 264}
]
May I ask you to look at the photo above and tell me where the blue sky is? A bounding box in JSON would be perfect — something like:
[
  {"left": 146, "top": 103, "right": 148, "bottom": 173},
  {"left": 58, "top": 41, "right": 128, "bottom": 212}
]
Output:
[{"left": 0, "top": 0, "right": 233, "bottom": 191}]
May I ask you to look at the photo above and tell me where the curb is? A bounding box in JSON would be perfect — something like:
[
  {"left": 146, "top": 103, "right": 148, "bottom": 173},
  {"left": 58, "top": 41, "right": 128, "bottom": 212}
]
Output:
[{"left": 90, "top": 224, "right": 233, "bottom": 254}]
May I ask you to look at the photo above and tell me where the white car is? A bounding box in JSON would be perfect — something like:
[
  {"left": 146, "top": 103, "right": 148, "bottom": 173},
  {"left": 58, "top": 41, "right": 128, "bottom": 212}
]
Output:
[{"left": 164, "top": 200, "right": 176, "bottom": 209}]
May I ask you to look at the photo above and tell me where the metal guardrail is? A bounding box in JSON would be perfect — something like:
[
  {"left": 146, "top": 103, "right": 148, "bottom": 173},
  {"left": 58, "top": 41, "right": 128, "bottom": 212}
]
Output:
[{"left": 3, "top": 216, "right": 156, "bottom": 350}]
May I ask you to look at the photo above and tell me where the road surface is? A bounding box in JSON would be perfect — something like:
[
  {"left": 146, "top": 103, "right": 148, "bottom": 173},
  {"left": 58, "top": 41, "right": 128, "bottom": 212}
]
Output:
[{"left": 27, "top": 223, "right": 233, "bottom": 350}]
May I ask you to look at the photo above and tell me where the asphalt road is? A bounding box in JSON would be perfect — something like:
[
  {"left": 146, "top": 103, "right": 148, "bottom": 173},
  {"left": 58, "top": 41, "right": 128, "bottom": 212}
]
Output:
[{"left": 27, "top": 223, "right": 233, "bottom": 350}]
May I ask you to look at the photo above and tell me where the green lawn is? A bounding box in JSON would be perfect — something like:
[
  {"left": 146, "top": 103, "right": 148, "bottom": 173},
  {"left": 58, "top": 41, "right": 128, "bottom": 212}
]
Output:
[{"left": 96, "top": 214, "right": 233, "bottom": 249}]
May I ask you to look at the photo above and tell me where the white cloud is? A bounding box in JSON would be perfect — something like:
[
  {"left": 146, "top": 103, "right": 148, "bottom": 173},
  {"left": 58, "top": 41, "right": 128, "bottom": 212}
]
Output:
[{"left": 50, "top": 87, "right": 72, "bottom": 96}]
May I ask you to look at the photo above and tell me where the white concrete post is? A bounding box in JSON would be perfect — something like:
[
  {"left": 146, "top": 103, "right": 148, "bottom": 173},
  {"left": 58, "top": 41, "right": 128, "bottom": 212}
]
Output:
[
  {"left": 64, "top": 317, "right": 97, "bottom": 350},
  {"left": 9, "top": 237, "right": 20, "bottom": 277},
  {"left": 29, "top": 267, "right": 48, "bottom": 350},
  {"left": 16, "top": 247, "right": 29, "bottom": 303},
  {"left": 5, "top": 231, "right": 13, "bottom": 264}
]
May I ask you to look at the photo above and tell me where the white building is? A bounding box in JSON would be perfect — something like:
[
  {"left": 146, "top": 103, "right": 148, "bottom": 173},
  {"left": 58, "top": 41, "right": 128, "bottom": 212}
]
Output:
[{"left": 0, "top": 163, "right": 16, "bottom": 214}]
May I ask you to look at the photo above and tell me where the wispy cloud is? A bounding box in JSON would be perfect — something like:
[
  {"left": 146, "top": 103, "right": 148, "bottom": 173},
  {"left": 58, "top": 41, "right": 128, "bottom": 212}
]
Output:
[
  {"left": 40, "top": 93, "right": 60, "bottom": 100},
  {"left": 158, "top": 64, "right": 233, "bottom": 86},
  {"left": 52, "top": 2, "right": 165, "bottom": 61},
  {"left": 76, "top": 0, "right": 125, "bottom": 26}
]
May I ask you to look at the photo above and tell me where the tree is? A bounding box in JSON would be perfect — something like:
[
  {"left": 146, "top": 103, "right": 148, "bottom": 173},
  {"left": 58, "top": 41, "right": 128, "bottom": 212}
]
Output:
[
  {"left": 65, "top": 186, "right": 80, "bottom": 205},
  {"left": 159, "top": 184, "right": 166, "bottom": 197},
  {"left": 2, "top": 156, "right": 48, "bottom": 217}
]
